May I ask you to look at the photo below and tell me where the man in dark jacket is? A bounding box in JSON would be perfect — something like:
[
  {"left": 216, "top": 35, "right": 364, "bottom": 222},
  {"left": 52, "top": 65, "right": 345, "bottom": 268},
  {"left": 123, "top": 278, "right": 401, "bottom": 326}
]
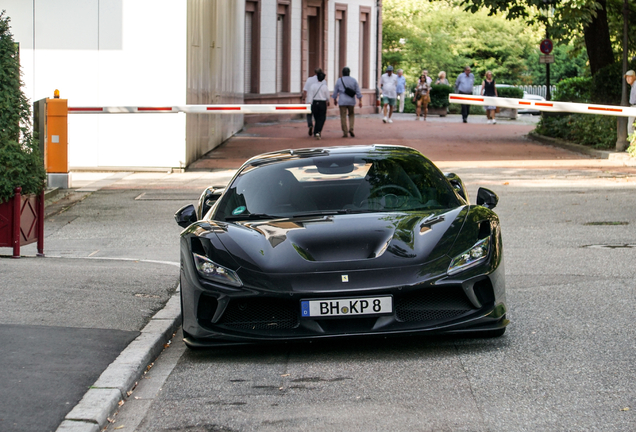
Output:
[{"left": 332, "top": 67, "right": 363, "bottom": 137}]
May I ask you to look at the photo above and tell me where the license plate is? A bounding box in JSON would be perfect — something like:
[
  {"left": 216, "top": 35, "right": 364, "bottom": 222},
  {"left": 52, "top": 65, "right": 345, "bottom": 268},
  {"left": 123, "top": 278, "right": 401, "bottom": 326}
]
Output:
[{"left": 301, "top": 296, "right": 393, "bottom": 318}]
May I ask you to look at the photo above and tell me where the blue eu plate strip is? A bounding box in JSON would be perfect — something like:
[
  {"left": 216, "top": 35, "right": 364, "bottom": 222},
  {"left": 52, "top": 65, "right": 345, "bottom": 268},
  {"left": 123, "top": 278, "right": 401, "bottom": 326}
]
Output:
[{"left": 301, "top": 301, "right": 310, "bottom": 317}]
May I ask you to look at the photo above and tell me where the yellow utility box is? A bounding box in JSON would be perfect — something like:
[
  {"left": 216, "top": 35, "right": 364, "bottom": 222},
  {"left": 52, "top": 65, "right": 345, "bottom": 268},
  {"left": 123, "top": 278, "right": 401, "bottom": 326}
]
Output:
[{"left": 44, "top": 92, "right": 69, "bottom": 188}]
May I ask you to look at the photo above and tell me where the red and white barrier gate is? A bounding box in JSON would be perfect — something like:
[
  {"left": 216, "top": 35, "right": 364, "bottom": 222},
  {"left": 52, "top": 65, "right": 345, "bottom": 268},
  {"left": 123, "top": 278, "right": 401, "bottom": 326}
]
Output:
[
  {"left": 449, "top": 94, "right": 636, "bottom": 118},
  {"left": 68, "top": 104, "right": 310, "bottom": 115}
]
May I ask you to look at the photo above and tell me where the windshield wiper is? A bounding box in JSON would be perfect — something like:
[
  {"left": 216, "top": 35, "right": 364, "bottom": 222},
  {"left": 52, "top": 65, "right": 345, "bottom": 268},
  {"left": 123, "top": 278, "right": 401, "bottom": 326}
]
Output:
[
  {"left": 291, "top": 209, "right": 381, "bottom": 218},
  {"left": 291, "top": 210, "right": 350, "bottom": 218},
  {"left": 224, "top": 213, "right": 281, "bottom": 221}
]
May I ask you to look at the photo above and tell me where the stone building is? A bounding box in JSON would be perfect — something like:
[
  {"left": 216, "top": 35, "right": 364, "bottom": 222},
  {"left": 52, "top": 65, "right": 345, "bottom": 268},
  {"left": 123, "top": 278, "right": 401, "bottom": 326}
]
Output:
[{"left": 2, "top": 0, "right": 381, "bottom": 170}]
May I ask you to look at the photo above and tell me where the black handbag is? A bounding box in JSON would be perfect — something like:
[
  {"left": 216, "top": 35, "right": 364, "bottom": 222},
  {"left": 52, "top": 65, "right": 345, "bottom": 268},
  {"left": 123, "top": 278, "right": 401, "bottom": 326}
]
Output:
[{"left": 341, "top": 78, "right": 357, "bottom": 97}]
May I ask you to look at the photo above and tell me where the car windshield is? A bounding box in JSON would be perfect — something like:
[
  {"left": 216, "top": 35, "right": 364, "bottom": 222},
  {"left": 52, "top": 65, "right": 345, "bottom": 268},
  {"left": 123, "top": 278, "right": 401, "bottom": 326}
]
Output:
[{"left": 214, "top": 151, "right": 462, "bottom": 221}]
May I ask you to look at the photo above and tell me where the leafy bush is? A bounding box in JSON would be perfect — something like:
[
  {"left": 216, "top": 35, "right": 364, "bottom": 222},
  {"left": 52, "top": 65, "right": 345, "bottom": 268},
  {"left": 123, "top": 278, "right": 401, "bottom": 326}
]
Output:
[
  {"left": 448, "top": 104, "right": 485, "bottom": 115},
  {"left": 398, "top": 85, "right": 452, "bottom": 113},
  {"left": 0, "top": 12, "right": 45, "bottom": 203},
  {"left": 536, "top": 114, "right": 617, "bottom": 149},
  {"left": 590, "top": 60, "right": 636, "bottom": 105},
  {"left": 628, "top": 131, "right": 636, "bottom": 158},
  {"left": 496, "top": 87, "right": 524, "bottom": 99},
  {"left": 552, "top": 76, "right": 592, "bottom": 103},
  {"left": 429, "top": 84, "right": 452, "bottom": 108}
]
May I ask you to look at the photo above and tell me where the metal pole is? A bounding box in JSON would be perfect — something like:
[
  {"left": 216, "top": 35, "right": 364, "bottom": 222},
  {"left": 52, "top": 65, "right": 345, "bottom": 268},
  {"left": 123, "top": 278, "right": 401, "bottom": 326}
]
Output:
[
  {"left": 545, "top": 27, "right": 551, "bottom": 101},
  {"left": 616, "top": 0, "right": 629, "bottom": 151},
  {"left": 12, "top": 187, "right": 21, "bottom": 259},
  {"left": 37, "top": 188, "right": 45, "bottom": 257}
]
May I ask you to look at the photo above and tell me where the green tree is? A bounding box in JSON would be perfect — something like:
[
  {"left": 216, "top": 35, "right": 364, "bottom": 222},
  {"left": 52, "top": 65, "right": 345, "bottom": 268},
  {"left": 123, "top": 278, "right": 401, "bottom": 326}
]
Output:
[
  {"left": 523, "top": 44, "right": 589, "bottom": 85},
  {"left": 459, "top": 0, "right": 633, "bottom": 75},
  {"left": 383, "top": 0, "right": 541, "bottom": 86},
  {"left": 0, "top": 11, "right": 45, "bottom": 202}
]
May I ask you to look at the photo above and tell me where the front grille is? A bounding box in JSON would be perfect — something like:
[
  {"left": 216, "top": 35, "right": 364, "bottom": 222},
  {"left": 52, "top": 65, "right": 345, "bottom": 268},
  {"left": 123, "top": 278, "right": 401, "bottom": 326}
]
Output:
[
  {"left": 395, "top": 287, "right": 475, "bottom": 323},
  {"left": 218, "top": 298, "right": 299, "bottom": 330}
]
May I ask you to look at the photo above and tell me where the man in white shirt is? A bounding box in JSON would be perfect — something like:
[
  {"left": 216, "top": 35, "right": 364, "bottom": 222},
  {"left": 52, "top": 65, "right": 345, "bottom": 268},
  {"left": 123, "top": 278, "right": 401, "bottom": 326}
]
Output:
[
  {"left": 308, "top": 72, "right": 330, "bottom": 139},
  {"left": 625, "top": 70, "right": 636, "bottom": 136},
  {"left": 302, "top": 68, "right": 323, "bottom": 136},
  {"left": 380, "top": 66, "right": 398, "bottom": 123}
]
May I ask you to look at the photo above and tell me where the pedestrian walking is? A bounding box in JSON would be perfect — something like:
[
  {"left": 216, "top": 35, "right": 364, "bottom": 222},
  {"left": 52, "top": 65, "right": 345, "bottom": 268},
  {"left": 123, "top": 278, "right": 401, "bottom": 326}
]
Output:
[
  {"left": 302, "top": 67, "right": 323, "bottom": 136},
  {"left": 421, "top": 69, "right": 432, "bottom": 85},
  {"left": 332, "top": 67, "right": 363, "bottom": 137},
  {"left": 481, "top": 71, "right": 498, "bottom": 124},
  {"left": 414, "top": 73, "right": 431, "bottom": 121},
  {"left": 396, "top": 69, "right": 407, "bottom": 113},
  {"left": 455, "top": 66, "right": 475, "bottom": 123},
  {"left": 309, "top": 72, "right": 329, "bottom": 139},
  {"left": 626, "top": 70, "right": 636, "bottom": 136},
  {"left": 435, "top": 71, "right": 449, "bottom": 86},
  {"left": 380, "top": 66, "right": 398, "bottom": 123}
]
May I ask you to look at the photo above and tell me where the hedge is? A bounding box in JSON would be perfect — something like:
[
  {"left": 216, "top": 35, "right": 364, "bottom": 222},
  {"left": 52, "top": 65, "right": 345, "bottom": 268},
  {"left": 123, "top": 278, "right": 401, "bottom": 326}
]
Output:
[{"left": 0, "top": 12, "right": 45, "bottom": 202}]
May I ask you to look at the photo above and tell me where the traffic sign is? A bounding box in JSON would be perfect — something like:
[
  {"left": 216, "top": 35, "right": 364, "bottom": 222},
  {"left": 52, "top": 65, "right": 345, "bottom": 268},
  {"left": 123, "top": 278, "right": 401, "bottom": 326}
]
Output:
[
  {"left": 539, "top": 55, "right": 555, "bottom": 64},
  {"left": 540, "top": 39, "right": 553, "bottom": 55}
]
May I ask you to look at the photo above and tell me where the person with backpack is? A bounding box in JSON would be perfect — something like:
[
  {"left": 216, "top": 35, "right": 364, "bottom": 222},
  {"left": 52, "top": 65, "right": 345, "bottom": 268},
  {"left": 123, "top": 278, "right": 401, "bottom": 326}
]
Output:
[{"left": 332, "top": 67, "right": 363, "bottom": 137}]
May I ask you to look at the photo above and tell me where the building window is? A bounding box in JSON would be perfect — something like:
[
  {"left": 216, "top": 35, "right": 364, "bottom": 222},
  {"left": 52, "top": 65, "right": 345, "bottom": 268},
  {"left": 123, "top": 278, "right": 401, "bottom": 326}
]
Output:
[
  {"left": 334, "top": 4, "right": 347, "bottom": 79},
  {"left": 245, "top": 1, "right": 260, "bottom": 94},
  {"left": 276, "top": 2, "right": 291, "bottom": 93},
  {"left": 359, "top": 7, "right": 371, "bottom": 89}
]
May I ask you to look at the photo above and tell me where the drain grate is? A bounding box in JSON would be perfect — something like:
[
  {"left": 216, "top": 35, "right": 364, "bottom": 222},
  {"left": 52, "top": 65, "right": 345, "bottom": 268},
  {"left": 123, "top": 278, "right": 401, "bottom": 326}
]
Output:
[
  {"left": 582, "top": 244, "right": 636, "bottom": 249},
  {"left": 583, "top": 221, "right": 629, "bottom": 226}
]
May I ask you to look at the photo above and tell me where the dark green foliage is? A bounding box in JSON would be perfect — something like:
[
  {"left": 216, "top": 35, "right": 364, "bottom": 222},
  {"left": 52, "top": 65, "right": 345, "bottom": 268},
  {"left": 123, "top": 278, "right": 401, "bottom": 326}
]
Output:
[
  {"left": 590, "top": 60, "right": 636, "bottom": 105},
  {"left": 536, "top": 114, "right": 617, "bottom": 149},
  {"left": 552, "top": 76, "right": 592, "bottom": 103},
  {"left": 448, "top": 104, "right": 486, "bottom": 115},
  {"left": 0, "top": 11, "right": 45, "bottom": 203},
  {"left": 429, "top": 84, "right": 452, "bottom": 109},
  {"left": 403, "top": 97, "right": 416, "bottom": 114},
  {"left": 496, "top": 86, "right": 524, "bottom": 99},
  {"left": 523, "top": 45, "right": 590, "bottom": 86}
]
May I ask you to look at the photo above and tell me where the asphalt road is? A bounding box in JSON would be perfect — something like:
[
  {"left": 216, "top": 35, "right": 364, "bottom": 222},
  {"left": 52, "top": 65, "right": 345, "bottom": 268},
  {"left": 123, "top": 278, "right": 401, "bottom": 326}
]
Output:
[{"left": 105, "top": 173, "right": 636, "bottom": 432}]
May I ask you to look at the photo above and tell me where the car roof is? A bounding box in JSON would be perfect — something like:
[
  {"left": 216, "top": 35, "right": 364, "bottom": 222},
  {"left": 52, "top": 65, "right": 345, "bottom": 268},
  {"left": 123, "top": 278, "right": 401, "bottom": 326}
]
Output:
[{"left": 243, "top": 144, "right": 422, "bottom": 166}]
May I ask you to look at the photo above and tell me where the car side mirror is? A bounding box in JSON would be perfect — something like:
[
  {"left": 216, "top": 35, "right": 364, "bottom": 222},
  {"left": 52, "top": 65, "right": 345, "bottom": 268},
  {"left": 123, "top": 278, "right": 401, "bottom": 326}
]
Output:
[
  {"left": 197, "top": 186, "right": 225, "bottom": 220},
  {"left": 444, "top": 172, "right": 468, "bottom": 202},
  {"left": 175, "top": 204, "right": 197, "bottom": 228},
  {"left": 476, "top": 187, "right": 498, "bottom": 209}
]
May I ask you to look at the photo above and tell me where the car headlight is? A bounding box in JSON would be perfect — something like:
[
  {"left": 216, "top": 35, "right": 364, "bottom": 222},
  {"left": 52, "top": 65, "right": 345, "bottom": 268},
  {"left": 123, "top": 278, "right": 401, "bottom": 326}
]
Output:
[
  {"left": 447, "top": 237, "right": 490, "bottom": 275},
  {"left": 193, "top": 253, "right": 242, "bottom": 287}
]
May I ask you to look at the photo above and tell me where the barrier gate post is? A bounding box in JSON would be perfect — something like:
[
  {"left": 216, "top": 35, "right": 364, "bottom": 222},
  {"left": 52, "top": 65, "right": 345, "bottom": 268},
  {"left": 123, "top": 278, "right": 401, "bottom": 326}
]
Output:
[{"left": 45, "top": 90, "right": 69, "bottom": 189}]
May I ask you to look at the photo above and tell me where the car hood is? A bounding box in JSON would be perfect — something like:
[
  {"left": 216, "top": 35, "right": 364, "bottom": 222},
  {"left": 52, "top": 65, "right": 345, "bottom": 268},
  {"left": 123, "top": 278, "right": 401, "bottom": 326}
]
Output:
[{"left": 212, "top": 207, "right": 468, "bottom": 274}]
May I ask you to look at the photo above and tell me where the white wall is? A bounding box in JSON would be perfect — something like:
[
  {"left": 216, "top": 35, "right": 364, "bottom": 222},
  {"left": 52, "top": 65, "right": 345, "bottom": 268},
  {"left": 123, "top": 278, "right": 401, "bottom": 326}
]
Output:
[
  {"left": 3, "top": 0, "right": 189, "bottom": 169},
  {"left": 186, "top": 0, "right": 244, "bottom": 166}
]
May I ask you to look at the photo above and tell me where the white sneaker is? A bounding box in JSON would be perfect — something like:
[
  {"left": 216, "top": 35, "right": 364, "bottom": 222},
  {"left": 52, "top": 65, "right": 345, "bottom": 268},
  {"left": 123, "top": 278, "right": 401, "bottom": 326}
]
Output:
[
  {"left": 382, "top": 117, "right": 387, "bottom": 123},
  {"left": 493, "top": 119, "right": 497, "bottom": 124},
  {"left": 388, "top": 118, "right": 393, "bottom": 123},
  {"left": 418, "top": 116, "right": 421, "bottom": 121}
]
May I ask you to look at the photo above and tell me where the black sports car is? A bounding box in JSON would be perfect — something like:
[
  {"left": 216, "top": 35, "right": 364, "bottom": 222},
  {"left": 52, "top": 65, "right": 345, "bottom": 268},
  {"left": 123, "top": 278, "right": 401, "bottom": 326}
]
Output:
[{"left": 175, "top": 145, "right": 507, "bottom": 348}]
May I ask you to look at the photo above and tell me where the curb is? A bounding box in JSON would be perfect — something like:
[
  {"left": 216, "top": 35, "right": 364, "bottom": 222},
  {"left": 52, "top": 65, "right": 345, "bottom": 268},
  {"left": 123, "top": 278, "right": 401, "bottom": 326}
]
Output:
[
  {"left": 527, "top": 132, "right": 636, "bottom": 166},
  {"left": 56, "top": 288, "right": 182, "bottom": 432}
]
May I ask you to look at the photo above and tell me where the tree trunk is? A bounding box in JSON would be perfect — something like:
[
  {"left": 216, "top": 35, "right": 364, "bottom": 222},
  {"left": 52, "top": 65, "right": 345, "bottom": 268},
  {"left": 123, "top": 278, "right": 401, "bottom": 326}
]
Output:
[{"left": 583, "top": 0, "right": 614, "bottom": 75}]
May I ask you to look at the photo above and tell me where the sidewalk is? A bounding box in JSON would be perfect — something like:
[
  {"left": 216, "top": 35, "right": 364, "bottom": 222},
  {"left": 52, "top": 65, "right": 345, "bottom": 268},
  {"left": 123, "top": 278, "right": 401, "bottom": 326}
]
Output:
[
  {"left": 0, "top": 171, "right": 234, "bottom": 432},
  {"left": 190, "top": 113, "right": 636, "bottom": 175},
  {"left": 1, "top": 115, "right": 635, "bottom": 432}
]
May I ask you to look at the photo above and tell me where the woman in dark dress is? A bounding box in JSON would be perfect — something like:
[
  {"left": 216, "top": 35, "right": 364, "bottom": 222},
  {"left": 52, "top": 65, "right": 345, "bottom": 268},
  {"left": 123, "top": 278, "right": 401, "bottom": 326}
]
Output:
[{"left": 481, "top": 71, "right": 498, "bottom": 124}]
